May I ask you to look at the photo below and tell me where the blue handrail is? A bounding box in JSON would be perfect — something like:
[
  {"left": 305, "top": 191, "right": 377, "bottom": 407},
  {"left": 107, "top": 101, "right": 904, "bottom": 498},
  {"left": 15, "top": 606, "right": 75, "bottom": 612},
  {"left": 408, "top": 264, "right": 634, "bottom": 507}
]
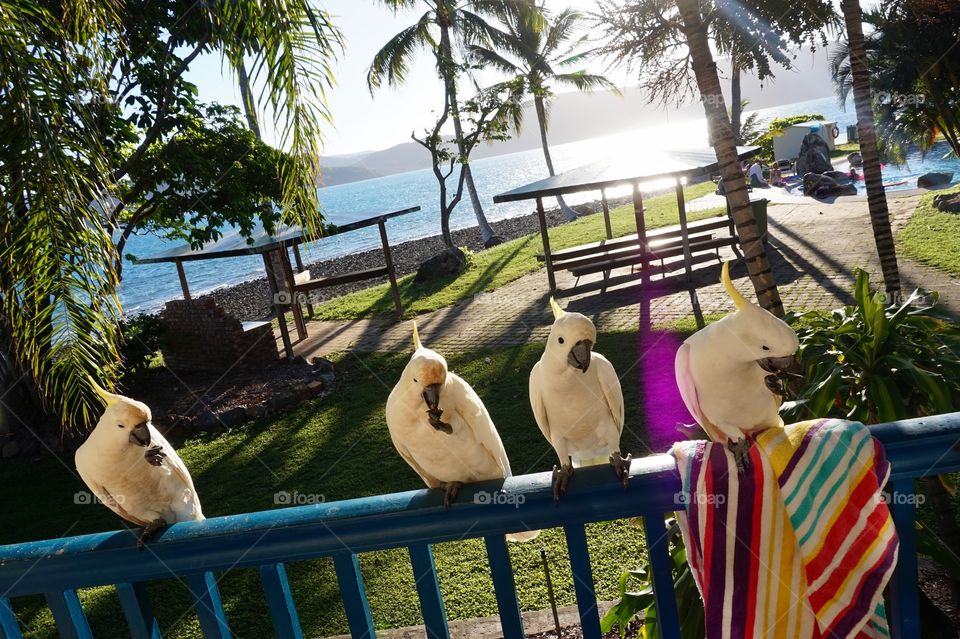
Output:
[{"left": 2, "top": 414, "right": 959, "bottom": 639}]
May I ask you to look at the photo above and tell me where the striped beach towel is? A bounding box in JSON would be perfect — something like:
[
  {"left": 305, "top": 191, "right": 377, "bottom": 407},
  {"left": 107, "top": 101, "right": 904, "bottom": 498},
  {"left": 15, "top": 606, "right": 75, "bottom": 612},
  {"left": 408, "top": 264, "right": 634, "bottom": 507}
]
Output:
[{"left": 671, "top": 419, "right": 898, "bottom": 638}]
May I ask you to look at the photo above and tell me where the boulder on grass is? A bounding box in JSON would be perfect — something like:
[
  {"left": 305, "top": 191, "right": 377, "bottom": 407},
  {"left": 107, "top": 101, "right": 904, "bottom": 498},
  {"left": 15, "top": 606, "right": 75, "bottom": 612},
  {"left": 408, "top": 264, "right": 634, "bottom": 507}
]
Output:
[
  {"left": 917, "top": 172, "right": 954, "bottom": 188},
  {"left": 933, "top": 192, "right": 960, "bottom": 212},
  {"left": 795, "top": 132, "right": 835, "bottom": 176},
  {"left": 415, "top": 248, "right": 467, "bottom": 283}
]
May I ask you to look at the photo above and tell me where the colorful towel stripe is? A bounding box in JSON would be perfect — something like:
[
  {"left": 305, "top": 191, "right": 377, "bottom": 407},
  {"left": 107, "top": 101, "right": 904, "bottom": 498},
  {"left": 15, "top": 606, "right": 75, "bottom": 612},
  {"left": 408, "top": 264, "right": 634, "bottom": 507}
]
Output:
[{"left": 672, "top": 419, "right": 898, "bottom": 638}]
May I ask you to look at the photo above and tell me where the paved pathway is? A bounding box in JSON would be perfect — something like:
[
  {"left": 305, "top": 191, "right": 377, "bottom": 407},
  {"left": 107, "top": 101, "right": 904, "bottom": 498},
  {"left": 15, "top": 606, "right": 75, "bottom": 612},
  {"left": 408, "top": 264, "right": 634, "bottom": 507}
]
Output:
[{"left": 283, "top": 190, "right": 958, "bottom": 358}]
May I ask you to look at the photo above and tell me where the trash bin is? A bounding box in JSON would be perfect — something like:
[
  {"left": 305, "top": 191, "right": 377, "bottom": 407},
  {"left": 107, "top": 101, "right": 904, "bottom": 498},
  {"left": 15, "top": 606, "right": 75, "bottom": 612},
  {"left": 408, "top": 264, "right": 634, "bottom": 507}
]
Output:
[
  {"left": 846, "top": 124, "right": 858, "bottom": 143},
  {"left": 751, "top": 198, "right": 770, "bottom": 243}
]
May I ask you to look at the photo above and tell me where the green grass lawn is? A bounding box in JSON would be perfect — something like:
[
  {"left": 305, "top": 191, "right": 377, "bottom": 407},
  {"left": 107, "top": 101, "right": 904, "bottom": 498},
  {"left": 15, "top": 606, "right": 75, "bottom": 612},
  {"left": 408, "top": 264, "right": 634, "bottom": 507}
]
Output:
[
  {"left": 899, "top": 185, "right": 960, "bottom": 276},
  {"left": 311, "top": 181, "right": 721, "bottom": 320},
  {"left": 1, "top": 332, "right": 664, "bottom": 638}
]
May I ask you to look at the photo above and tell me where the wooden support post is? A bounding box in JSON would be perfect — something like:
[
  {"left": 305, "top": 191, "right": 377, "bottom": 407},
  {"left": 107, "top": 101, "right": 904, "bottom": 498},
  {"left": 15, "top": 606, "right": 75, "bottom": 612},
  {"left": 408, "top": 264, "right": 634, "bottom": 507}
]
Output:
[
  {"left": 536, "top": 198, "right": 557, "bottom": 292},
  {"left": 263, "top": 252, "right": 293, "bottom": 359},
  {"left": 175, "top": 260, "right": 191, "bottom": 300},
  {"left": 278, "top": 244, "right": 307, "bottom": 341},
  {"left": 675, "top": 180, "right": 703, "bottom": 328},
  {"left": 291, "top": 242, "right": 314, "bottom": 316},
  {"left": 378, "top": 221, "right": 403, "bottom": 318},
  {"left": 600, "top": 189, "right": 613, "bottom": 240},
  {"left": 632, "top": 183, "right": 648, "bottom": 281}
]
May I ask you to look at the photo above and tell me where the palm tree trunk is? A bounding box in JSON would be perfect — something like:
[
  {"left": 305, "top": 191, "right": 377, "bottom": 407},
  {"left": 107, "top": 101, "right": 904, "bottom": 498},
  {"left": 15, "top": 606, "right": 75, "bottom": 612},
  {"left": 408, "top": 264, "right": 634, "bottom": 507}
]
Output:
[
  {"left": 730, "top": 54, "right": 742, "bottom": 144},
  {"left": 841, "top": 0, "right": 900, "bottom": 296},
  {"left": 675, "top": 0, "right": 784, "bottom": 317},
  {"left": 535, "top": 96, "right": 576, "bottom": 221},
  {"left": 438, "top": 23, "right": 500, "bottom": 247},
  {"left": 237, "top": 60, "right": 261, "bottom": 140}
]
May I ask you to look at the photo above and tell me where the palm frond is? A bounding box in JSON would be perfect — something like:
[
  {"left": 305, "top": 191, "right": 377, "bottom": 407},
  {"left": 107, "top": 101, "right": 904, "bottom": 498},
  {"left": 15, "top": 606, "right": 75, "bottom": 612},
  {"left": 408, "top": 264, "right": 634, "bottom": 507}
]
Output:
[{"left": 368, "top": 10, "right": 435, "bottom": 91}]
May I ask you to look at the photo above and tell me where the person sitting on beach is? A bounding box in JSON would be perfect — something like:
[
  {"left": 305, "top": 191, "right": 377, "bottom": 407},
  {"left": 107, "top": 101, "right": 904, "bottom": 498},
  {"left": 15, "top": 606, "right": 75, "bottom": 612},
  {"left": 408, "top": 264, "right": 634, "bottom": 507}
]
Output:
[
  {"left": 849, "top": 167, "right": 861, "bottom": 181},
  {"left": 770, "top": 165, "right": 785, "bottom": 187},
  {"left": 748, "top": 161, "right": 769, "bottom": 187}
]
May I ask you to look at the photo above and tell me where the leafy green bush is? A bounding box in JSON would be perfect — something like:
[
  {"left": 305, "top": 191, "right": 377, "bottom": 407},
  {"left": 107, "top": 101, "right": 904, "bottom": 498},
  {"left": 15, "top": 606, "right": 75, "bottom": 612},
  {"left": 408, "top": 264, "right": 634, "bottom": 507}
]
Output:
[
  {"left": 601, "top": 517, "right": 704, "bottom": 639},
  {"left": 749, "top": 113, "right": 825, "bottom": 162},
  {"left": 120, "top": 313, "right": 164, "bottom": 378},
  {"left": 783, "top": 269, "right": 960, "bottom": 423}
]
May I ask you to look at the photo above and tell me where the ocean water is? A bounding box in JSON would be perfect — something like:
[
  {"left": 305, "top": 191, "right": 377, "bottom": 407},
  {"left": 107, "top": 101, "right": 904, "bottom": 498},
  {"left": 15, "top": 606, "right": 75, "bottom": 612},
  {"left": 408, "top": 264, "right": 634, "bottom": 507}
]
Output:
[{"left": 119, "top": 94, "right": 957, "bottom": 314}]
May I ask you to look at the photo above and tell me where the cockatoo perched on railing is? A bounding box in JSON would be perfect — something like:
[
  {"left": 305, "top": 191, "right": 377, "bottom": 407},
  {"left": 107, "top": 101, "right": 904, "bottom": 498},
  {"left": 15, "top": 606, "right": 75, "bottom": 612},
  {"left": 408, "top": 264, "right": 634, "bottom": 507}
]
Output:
[
  {"left": 675, "top": 262, "right": 801, "bottom": 471},
  {"left": 385, "top": 323, "right": 539, "bottom": 541},
  {"left": 76, "top": 381, "right": 204, "bottom": 549},
  {"left": 529, "top": 298, "right": 629, "bottom": 501}
]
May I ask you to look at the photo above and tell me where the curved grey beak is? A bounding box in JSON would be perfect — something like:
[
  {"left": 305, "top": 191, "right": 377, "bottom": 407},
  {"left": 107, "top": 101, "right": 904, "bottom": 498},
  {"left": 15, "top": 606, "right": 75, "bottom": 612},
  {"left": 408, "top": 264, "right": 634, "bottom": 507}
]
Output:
[
  {"left": 757, "top": 355, "right": 803, "bottom": 377},
  {"left": 129, "top": 422, "right": 151, "bottom": 447},
  {"left": 422, "top": 383, "right": 442, "bottom": 412},
  {"left": 568, "top": 339, "right": 593, "bottom": 373}
]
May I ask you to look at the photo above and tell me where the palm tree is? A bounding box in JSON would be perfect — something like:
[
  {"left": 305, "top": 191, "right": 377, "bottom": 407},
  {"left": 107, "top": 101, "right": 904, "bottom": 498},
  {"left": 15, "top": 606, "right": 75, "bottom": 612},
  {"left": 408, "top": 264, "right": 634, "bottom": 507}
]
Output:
[
  {"left": 368, "top": 0, "right": 503, "bottom": 247},
  {"left": 0, "top": 0, "right": 342, "bottom": 432},
  {"left": 469, "top": 1, "right": 618, "bottom": 221},
  {"left": 838, "top": 0, "right": 900, "bottom": 296},
  {"left": 674, "top": 0, "right": 784, "bottom": 315}
]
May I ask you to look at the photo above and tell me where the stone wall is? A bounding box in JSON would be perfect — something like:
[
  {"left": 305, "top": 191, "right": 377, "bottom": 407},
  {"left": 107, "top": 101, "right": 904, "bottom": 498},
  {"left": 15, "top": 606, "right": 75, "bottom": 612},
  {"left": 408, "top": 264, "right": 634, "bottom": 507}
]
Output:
[{"left": 159, "top": 299, "right": 279, "bottom": 373}]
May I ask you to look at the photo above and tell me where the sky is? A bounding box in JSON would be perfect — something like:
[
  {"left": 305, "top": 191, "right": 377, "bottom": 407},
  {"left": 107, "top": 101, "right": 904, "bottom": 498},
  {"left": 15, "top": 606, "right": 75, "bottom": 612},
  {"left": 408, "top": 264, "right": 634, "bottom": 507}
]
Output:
[{"left": 185, "top": 0, "right": 615, "bottom": 157}]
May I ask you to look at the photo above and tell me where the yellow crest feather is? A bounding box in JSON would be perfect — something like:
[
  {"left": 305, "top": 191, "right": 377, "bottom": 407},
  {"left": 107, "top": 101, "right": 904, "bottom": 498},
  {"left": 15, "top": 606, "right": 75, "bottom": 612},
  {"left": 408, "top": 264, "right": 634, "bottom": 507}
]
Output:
[
  {"left": 88, "top": 376, "right": 119, "bottom": 406},
  {"left": 549, "top": 296, "right": 565, "bottom": 319},
  {"left": 412, "top": 321, "right": 421, "bottom": 350},
  {"left": 721, "top": 262, "right": 749, "bottom": 310}
]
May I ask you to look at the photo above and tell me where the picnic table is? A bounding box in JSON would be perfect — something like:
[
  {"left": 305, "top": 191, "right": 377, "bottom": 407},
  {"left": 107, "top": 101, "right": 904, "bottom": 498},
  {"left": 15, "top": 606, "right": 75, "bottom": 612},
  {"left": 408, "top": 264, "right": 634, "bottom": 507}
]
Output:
[{"left": 135, "top": 206, "right": 421, "bottom": 357}]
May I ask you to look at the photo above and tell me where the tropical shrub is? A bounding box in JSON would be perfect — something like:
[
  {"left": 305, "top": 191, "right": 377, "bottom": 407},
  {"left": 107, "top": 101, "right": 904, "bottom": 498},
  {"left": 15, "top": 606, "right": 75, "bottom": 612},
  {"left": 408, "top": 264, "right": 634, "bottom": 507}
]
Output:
[
  {"left": 600, "top": 517, "right": 705, "bottom": 638},
  {"left": 119, "top": 314, "right": 164, "bottom": 379}
]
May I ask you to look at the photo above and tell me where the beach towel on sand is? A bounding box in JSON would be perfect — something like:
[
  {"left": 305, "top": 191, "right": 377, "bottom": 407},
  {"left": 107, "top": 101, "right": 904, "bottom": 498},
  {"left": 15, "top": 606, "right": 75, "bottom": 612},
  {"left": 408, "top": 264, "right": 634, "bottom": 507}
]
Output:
[{"left": 671, "top": 419, "right": 898, "bottom": 638}]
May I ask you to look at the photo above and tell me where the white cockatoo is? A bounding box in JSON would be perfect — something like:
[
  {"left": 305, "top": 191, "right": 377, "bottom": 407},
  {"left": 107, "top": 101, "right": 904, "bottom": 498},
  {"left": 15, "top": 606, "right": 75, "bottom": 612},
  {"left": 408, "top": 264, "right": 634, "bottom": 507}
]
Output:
[
  {"left": 529, "top": 298, "right": 628, "bottom": 501},
  {"left": 385, "top": 323, "right": 538, "bottom": 540},
  {"left": 675, "top": 261, "right": 800, "bottom": 470},
  {"left": 76, "top": 380, "right": 204, "bottom": 548}
]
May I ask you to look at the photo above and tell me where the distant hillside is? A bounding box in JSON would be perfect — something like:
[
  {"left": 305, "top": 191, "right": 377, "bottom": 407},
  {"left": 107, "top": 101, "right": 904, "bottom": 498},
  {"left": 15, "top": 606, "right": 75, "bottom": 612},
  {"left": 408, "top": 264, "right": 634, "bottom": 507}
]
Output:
[
  {"left": 319, "top": 42, "right": 841, "bottom": 184},
  {"left": 318, "top": 164, "right": 382, "bottom": 187}
]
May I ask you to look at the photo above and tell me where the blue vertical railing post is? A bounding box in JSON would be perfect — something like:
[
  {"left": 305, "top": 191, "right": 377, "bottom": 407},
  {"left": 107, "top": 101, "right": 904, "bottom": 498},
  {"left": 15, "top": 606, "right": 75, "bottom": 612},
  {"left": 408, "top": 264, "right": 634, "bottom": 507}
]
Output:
[
  {"left": 332, "top": 553, "right": 376, "bottom": 639},
  {"left": 888, "top": 477, "right": 920, "bottom": 639},
  {"left": 642, "top": 514, "right": 681, "bottom": 639},
  {"left": 484, "top": 535, "right": 525, "bottom": 639},
  {"left": 43, "top": 590, "right": 93, "bottom": 639},
  {"left": 186, "top": 572, "right": 231, "bottom": 639},
  {"left": 563, "top": 525, "right": 601, "bottom": 639},
  {"left": 258, "top": 564, "right": 303, "bottom": 639},
  {"left": 0, "top": 597, "right": 22, "bottom": 639},
  {"left": 116, "top": 582, "right": 161, "bottom": 639},
  {"left": 409, "top": 544, "right": 450, "bottom": 639}
]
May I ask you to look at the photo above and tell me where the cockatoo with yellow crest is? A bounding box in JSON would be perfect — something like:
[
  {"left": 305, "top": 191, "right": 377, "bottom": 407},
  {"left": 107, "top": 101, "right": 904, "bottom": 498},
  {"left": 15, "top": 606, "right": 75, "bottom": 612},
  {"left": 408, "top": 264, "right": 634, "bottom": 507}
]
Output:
[
  {"left": 386, "top": 323, "right": 539, "bottom": 541},
  {"left": 675, "top": 262, "right": 800, "bottom": 471},
  {"left": 75, "top": 380, "right": 204, "bottom": 549},
  {"left": 529, "top": 298, "right": 628, "bottom": 501}
]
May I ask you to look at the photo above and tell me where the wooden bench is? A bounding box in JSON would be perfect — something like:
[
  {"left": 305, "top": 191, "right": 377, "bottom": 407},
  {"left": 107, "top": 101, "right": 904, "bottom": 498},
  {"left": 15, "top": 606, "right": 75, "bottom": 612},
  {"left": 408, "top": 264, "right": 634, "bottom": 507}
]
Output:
[{"left": 536, "top": 215, "right": 740, "bottom": 282}]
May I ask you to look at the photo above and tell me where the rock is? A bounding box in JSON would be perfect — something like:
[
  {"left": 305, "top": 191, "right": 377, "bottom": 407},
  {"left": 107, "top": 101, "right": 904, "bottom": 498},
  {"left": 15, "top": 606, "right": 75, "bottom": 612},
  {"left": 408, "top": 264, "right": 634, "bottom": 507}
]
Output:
[
  {"left": 268, "top": 392, "right": 295, "bottom": 412},
  {"left": 311, "top": 357, "right": 335, "bottom": 377},
  {"left": 414, "top": 248, "right": 467, "bottom": 283},
  {"left": 803, "top": 173, "right": 857, "bottom": 198},
  {"left": 933, "top": 192, "right": 960, "bottom": 212},
  {"left": 219, "top": 407, "right": 249, "bottom": 428},
  {"left": 847, "top": 152, "right": 863, "bottom": 167},
  {"left": 195, "top": 410, "right": 218, "bottom": 430},
  {"left": 822, "top": 170, "right": 852, "bottom": 182},
  {"left": 2, "top": 441, "right": 20, "bottom": 459},
  {"left": 795, "top": 132, "right": 835, "bottom": 176},
  {"left": 246, "top": 404, "right": 267, "bottom": 420},
  {"left": 291, "top": 355, "right": 310, "bottom": 367},
  {"left": 918, "top": 172, "right": 954, "bottom": 188},
  {"left": 483, "top": 235, "right": 505, "bottom": 248},
  {"left": 306, "top": 379, "right": 325, "bottom": 393}
]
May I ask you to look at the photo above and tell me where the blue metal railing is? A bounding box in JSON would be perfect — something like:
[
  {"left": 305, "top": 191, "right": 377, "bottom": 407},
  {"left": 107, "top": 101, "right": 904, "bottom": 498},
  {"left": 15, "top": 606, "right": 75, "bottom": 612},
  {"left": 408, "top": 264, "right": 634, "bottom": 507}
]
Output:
[{"left": 2, "top": 414, "right": 959, "bottom": 639}]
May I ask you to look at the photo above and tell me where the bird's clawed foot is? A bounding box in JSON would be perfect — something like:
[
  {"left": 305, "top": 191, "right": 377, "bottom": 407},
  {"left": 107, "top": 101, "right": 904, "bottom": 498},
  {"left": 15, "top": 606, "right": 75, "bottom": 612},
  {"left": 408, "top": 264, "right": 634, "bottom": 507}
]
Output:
[
  {"left": 137, "top": 517, "right": 167, "bottom": 551},
  {"left": 610, "top": 451, "right": 632, "bottom": 489},
  {"left": 145, "top": 445, "right": 166, "bottom": 466},
  {"left": 727, "top": 437, "right": 751, "bottom": 474},
  {"left": 552, "top": 464, "right": 574, "bottom": 503},
  {"left": 764, "top": 373, "right": 783, "bottom": 395},
  {"left": 442, "top": 481, "right": 462, "bottom": 509}
]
